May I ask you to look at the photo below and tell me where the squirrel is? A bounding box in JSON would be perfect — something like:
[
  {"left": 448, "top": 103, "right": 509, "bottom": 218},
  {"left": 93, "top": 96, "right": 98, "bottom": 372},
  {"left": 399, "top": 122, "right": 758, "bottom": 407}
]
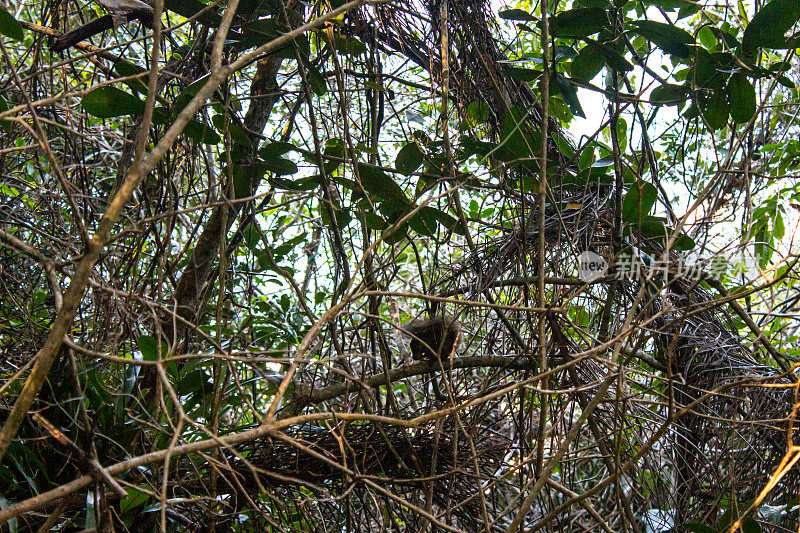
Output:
[
  {"left": 403, "top": 315, "right": 461, "bottom": 361},
  {"left": 402, "top": 315, "right": 461, "bottom": 403}
]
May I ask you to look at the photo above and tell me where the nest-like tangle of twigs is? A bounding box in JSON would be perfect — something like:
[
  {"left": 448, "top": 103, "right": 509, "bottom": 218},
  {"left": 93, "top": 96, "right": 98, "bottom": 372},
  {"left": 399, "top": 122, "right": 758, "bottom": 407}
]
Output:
[
  {"left": 0, "top": 184, "right": 61, "bottom": 369},
  {"left": 174, "top": 419, "right": 512, "bottom": 531},
  {"left": 443, "top": 185, "right": 615, "bottom": 294},
  {"left": 652, "top": 278, "right": 798, "bottom": 524}
]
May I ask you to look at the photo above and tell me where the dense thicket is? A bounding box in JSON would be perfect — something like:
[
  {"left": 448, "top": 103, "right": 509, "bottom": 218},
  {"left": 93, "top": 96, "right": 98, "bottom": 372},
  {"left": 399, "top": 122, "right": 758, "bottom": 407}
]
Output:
[{"left": 1, "top": 0, "right": 800, "bottom": 531}]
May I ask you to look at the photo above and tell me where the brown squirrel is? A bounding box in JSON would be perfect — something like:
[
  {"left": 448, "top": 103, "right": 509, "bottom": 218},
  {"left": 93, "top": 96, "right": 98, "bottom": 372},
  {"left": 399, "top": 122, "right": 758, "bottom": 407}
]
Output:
[{"left": 403, "top": 315, "right": 461, "bottom": 361}]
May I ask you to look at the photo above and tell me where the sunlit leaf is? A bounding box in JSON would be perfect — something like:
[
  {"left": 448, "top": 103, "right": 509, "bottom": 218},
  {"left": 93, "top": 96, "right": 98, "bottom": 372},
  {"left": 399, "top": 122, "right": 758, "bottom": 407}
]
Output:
[
  {"left": 82, "top": 87, "right": 145, "bottom": 118},
  {"left": 622, "top": 180, "right": 658, "bottom": 222},
  {"left": 466, "top": 101, "right": 491, "bottom": 127}
]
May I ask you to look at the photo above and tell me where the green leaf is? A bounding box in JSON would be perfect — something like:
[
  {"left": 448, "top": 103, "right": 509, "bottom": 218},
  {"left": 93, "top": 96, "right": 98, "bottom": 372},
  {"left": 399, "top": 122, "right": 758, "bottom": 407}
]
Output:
[
  {"left": 677, "top": 1, "right": 700, "bottom": 19},
  {"left": 236, "top": 0, "right": 276, "bottom": 17},
  {"left": 242, "top": 221, "right": 261, "bottom": 249},
  {"left": 0, "top": 96, "right": 11, "bottom": 133},
  {"left": 587, "top": 40, "right": 633, "bottom": 72},
  {"left": 319, "top": 201, "right": 351, "bottom": 231},
  {"left": 506, "top": 66, "right": 541, "bottom": 82},
  {"left": 499, "top": 8, "right": 535, "bottom": 21},
  {"left": 239, "top": 18, "right": 278, "bottom": 46},
  {"left": 151, "top": 107, "right": 169, "bottom": 125},
  {"left": 554, "top": 73, "right": 585, "bottom": 118},
  {"left": 500, "top": 107, "right": 540, "bottom": 164},
  {"left": 458, "top": 135, "right": 498, "bottom": 161},
  {"left": 629, "top": 20, "right": 695, "bottom": 58},
  {"left": 727, "top": 73, "right": 757, "bottom": 124},
  {"left": 261, "top": 141, "right": 297, "bottom": 158},
  {"left": 774, "top": 210, "right": 785, "bottom": 240},
  {"left": 592, "top": 156, "right": 615, "bottom": 168},
  {"left": 554, "top": 46, "right": 578, "bottom": 62},
  {"left": 332, "top": 34, "right": 367, "bottom": 56},
  {"left": 741, "top": 0, "right": 800, "bottom": 54},
  {"left": 164, "top": 0, "right": 222, "bottom": 28},
  {"left": 170, "top": 74, "right": 211, "bottom": 118},
  {"left": 517, "top": 22, "right": 537, "bottom": 33},
  {"left": 769, "top": 60, "right": 792, "bottom": 72},
  {"left": 741, "top": 516, "right": 762, "bottom": 533},
  {"left": 616, "top": 118, "right": 628, "bottom": 153},
  {"left": 673, "top": 233, "right": 696, "bottom": 251},
  {"left": 267, "top": 176, "right": 308, "bottom": 190},
  {"left": 81, "top": 87, "right": 145, "bottom": 118},
  {"left": 633, "top": 217, "right": 669, "bottom": 239},
  {"left": 408, "top": 206, "right": 464, "bottom": 236},
  {"left": 178, "top": 369, "right": 210, "bottom": 395},
  {"left": 137, "top": 335, "right": 161, "bottom": 361},
  {"left": 0, "top": 7, "right": 24, "bottom": 42},
  {"left": 120, "top": 488, "right": 151, "bottom": 516},
  {"left": 699, "top": 86, "right": 729, "bottom": 130},
  {"left": 697, "top": 26, "right": 716, "bottom": 50},
  {"left": 113, "top": 61, "right": 149, "bottom": 94},
  {"left": 409, "top": 207, "right": 439, "bottom": 237},
  {"left": 551, "top": 8, "right": 610, "bottom": 38},
  {"left": 321, "top": 138, "right": 346, "bottom": 173},
  {"left": 363, "top": 212, "right": 387, "bottom": 230},
  {"left": 650, "top": 83, "right": 689, "bottom": 106},
  {"left": 466, "top": 101, "right": 491, "bottom": 127},
  {"left": 689, "top": 48, "right": 721, "bottom": 89},
  {"left": 711, "top": 27, "right": 741, "bottom": 49},
  {"left": 627, "top": 217, "right": 692, "bottom": 252},
  {"left": 396, "top": 142, "right": 424, "bottom": 176},
  {"left": 578, "top": 144, "right": 596, "bottom": 169},
  {"left": 571, "top": 44, "right": 605, "bottom": 81},
  {"left": 429, "top": 206, "right": 465, "bottom": 235},
  {"left": 776, "top": 74, "right": 795, "bottom": 88},
  {"left": 211, "top": 115, "right": 252, "bottom": 146},
  {"left": 622, "top": 180, "right": 658, "bottom": 222},
  {"left": 261, "top": 155, "right": 298, "bottom": 176},
  {"left": 357, "top": 163, "right": 410, "bottom": 206},
  {"left": 306, "top": 65, "right": 327, "bottom": 96},
  {"left": 183, "top": 119, "right": 221, "bottom": 145}
]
